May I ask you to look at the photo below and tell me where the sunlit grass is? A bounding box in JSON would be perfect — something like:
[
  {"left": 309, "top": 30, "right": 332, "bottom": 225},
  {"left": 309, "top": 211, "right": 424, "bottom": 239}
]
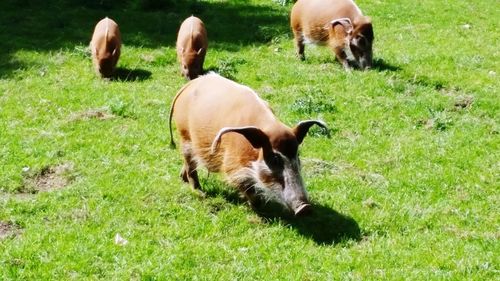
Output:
[{"left": 0, "top": 0, "right": 498, "bottom": 279}]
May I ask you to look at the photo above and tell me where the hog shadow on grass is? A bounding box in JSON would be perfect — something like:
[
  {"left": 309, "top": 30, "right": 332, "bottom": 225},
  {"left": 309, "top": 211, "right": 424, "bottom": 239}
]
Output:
[
  {"left": 258, "top": 204, "right": 361, "bottom": 245},
  {"left": 0, "top": 0, "right": 288, "bottom": 77},
  {"left": 113, "top": 67, "right": 152, "bottom": 82},
  {"left": 199, "top": 179, "right": 360, "bottom": 245},
  {"left": 199, "top": 177, "right": 246, "bottom": 206},
  {"left": 371, "top": 58, "right": 401, "bottom": 72}
]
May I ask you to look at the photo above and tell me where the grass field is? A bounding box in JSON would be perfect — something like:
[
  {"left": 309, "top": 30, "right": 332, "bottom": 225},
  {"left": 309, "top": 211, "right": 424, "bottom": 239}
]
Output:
[{"left": 1, "top": 0, "right": 499, "bottom": 279}]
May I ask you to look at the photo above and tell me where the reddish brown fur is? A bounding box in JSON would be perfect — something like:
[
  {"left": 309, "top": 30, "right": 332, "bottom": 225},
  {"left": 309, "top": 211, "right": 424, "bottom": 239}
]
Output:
[
  {"left": 291, "top": 0, "right": 374, "bottom": 69},
  {"left": 170, "top": 74, "right": 291, "bottom": 177},
  {"left": 168, "top": 74, "right": 326, "bottom": 214},
  {"left": 176, "top": 16, "right": 208, "bottom": 80},
  {"left": 90, "top": 17, "right": 121, "bottom": 78}
]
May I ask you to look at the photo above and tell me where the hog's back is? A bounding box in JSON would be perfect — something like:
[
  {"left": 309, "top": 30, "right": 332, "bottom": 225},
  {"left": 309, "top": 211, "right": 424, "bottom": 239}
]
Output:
[
  {"left": 291, "top": 0, "right": 362, "bottom": 43},
  {"left": 176, "top": 16, "right": 208, "bottom": 57},
  {"left": 91, "top": 18, "right": 121, "bottom": 57},
  {"left": 173, "top": 75, "right": 272, "bottom": 172}
]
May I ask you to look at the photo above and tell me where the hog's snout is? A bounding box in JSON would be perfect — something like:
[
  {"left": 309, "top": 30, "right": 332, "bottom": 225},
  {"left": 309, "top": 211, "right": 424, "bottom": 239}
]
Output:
[
  {"left": 360, "top": 60, "right": 372, "bottom": 70},
  {"left": 293, "top": 202, "right": 312, "bottom": 216},
  {"left": 358, "top": 54, "right": 372, "bottom": 70}
]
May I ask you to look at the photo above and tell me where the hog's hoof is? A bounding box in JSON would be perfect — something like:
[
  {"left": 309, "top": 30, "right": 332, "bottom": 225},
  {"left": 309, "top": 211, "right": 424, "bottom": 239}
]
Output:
[
  {"left": 180, "top": 170, "right": 189, "bottom": 183},
  {"left": 190, "top": 187, "right": 206, "bottom": 198},
  {"left": 294, "top": 203, "right": 312, "bottom": 216}
]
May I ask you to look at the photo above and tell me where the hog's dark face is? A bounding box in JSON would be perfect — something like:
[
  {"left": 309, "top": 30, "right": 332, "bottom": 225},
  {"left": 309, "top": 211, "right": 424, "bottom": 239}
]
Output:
[
  {"left": 98, "top": 56, "right": 115, "bottom": 77},
  {"left": 96, "top": 48, "right": 119, "bottom": 78},
  {"left": 350, "top": 18, "right": 374, "bottom": 70},
  {"left": 211, "top": 121, "right": 328, "bottom": 216},
  {"left": 254, "top": 143, "right": 311, "bottom": 216},
  {"left": 181, "top": 49, "right": 204, "bottom": 80}
]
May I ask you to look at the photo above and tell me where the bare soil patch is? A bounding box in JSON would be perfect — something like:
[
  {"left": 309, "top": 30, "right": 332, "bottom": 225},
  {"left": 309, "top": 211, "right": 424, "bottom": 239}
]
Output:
[
  {"left": 302, "top": 158, "right": 341, "bottom": 176},
  {"left": 68, "top": 108, "right": 115, "bottom": 121},
  {"left": 302, "top": 158, "right": 388, "bottom": 188},
  {"left": 21, "top": 162, "right": 74, "bottom": 193},
  {"left": 454, "top": 95, "right": 474, "bottom": 110},
  {"left": 0, "top": 221, "right": 22, "bottom": 240}
]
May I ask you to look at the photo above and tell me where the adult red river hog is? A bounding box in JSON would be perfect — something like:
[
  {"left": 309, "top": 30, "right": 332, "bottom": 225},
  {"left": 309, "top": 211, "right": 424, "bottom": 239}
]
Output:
[
  {"left": 176, "top": 16, "right": 208, "bottom": 80},
  {"left": 168, "top": 74, "right": 328, "bottom": 216},
  {"left": 90, "top": 17, "right": 121, "bottom": 78},
  {"left": 291, "top": 0, "right": 374, "bottom": 70}
]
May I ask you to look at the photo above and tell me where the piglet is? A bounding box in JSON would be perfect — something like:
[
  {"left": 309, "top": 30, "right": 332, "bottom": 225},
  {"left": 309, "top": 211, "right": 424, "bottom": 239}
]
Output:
[
  {"left": 90, "top": 17, "right": 121, "bottom": 78},
  {"left": 176, "top": 16, "right": 208, "bottom": 80}
]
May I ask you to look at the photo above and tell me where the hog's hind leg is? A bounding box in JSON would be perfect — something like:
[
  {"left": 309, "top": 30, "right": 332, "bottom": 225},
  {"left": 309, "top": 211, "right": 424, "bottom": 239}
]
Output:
[{"left": 293, "top": 29, "right": 305, "bottom": 61}]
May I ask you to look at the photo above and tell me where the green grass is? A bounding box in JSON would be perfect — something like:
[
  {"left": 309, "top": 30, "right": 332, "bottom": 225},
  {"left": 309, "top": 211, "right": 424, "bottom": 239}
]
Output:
[{"left": 1, "top": 0, "right": 499, "bottom": 279}]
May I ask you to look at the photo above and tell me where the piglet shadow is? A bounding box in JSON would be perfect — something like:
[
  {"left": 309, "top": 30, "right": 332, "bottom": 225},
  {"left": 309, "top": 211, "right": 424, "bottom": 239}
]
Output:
[
  {"left": 258, "top": 203, "right": 361, "bottom": 245},
  {"left": 342, "top": 58, "right": 400, "bottom": 72},
  {"left": 113, "top": 67, "right": 152, "bottom": 82},
  {"left": 203, "top": 185, "right": 246, "bottom": 206},
  {"left": 371, "top": 58, "right": 401, "bottom": 72}
]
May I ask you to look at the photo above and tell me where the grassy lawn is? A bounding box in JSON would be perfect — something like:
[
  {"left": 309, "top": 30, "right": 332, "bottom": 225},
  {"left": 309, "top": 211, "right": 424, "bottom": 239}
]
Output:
[{"left": 0, "top": 0, "right": 498, "bottom": 279}]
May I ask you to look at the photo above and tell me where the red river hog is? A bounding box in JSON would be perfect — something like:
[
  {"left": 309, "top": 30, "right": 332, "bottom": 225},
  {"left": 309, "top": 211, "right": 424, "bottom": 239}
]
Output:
[
  {"left": 90, "top": 17, "right": 121, "bottom": 78},
  {"left": 291, "top": 0, "right": 374, "bottom": 69},
  {"left": 176, "top": 16, "right": 208, "bottom": 80},
  {"left": 168, "top": 74, "right": 328, "bottom": 216}
]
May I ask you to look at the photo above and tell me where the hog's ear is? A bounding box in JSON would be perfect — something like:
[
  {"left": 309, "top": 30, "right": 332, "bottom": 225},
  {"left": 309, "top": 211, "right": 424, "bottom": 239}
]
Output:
[
  {"left": 293, "top": 120, "right": 328, "bottom": 144},
  {"left": 211, "top": 126, "right": 272, "bottom": 154},
  {"left": 331, "top": 18, "right": 353, "bottom": 36},
  {"left": 197, "top": 48, "right": 204, "bottom": 55}
]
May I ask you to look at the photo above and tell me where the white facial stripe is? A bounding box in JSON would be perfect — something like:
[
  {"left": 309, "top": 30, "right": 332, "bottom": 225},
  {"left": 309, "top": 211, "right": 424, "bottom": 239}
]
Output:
[
  {"left": 284, "top": 158, "right": 302, "bottom": 186},
  {"left": 272, "top": 152, "right": 303, "bottom": 188}
]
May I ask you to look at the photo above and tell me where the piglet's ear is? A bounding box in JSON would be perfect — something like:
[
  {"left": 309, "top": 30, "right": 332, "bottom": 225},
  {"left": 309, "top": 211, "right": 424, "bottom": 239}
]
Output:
[
  {"left": 293, "top": 120, "right": 328, "bottom": 144},
  {"left": 331, "top": 17, "right": 353, "bottom": 35},
  {"left": 211, "top": 126, "right": 272, "bottom": 154}
]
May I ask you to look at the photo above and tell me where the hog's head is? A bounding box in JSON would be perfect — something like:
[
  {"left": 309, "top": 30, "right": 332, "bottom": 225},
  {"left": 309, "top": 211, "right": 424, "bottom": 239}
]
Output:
[
  {"left": 94, "top": 46, "right": 119, "bottom": 78},
  {"left": 211, "top": 120, "right": 328, "bottom": 216},
  {"left": 332, "top": 16, "right": 374, "bottom": 70},
  {"left": 180, "top": 47, "right": 204, "bottom": 80}
]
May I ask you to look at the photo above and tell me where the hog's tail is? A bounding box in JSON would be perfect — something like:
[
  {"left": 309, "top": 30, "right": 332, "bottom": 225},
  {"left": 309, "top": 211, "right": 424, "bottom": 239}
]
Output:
[{"left": 168, "top": 82, "right": 192, "bottom": 149}]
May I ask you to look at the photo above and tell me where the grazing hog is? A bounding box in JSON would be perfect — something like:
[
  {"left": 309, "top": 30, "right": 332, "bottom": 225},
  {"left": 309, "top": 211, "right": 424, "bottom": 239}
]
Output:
[
  {"left": 291, "top": 0, "right": 374, "bottom": 69},
  {"left": 176, "top": 16, "right": 208, "bottom": 80},
  {"left": 168, "top": 74, "right": 328, "bottom": 216},
  {"left": 90, "top": 17, "right": 121, "bottom": 78}
]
